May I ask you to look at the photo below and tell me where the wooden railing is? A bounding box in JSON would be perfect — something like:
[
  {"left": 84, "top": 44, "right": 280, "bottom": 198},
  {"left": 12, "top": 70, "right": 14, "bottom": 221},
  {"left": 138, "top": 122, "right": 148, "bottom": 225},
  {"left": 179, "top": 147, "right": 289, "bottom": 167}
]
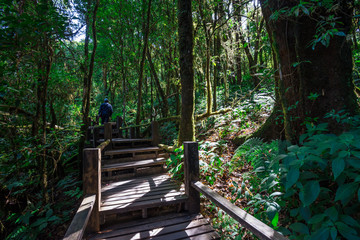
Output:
[
  {"left": 183, "top": 142, "right": 289, "bottom": 240},
  {"left": 88, "top": 117, "right": 159, "bottom": 147},
  {"left": 63, "top": 195, "right": 96, "bottom": 240},
  {"left": 64, "top": 121, "right": 160, "bottom": 238}
]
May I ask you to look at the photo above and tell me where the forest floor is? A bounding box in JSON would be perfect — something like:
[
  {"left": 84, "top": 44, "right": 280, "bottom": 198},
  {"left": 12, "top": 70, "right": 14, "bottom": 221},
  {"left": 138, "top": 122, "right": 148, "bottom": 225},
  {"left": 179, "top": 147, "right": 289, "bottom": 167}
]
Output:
[{"left": 196, "top": 93, "right": 274, "bottom": 239}]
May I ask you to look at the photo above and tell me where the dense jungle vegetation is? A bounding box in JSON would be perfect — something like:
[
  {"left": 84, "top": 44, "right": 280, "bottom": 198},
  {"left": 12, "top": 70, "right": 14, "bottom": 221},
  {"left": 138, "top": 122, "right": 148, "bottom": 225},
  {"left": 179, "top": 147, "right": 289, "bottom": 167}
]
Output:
[{"left": 1, "top": 0, "right": 360, "bottom": 239}]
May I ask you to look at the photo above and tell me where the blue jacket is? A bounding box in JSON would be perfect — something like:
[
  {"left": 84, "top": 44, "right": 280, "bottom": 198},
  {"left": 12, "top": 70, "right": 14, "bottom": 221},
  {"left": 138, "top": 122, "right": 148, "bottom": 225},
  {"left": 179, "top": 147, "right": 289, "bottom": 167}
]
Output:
[{"left": 98, "top": 102, "right": 113, "bottom": 117}]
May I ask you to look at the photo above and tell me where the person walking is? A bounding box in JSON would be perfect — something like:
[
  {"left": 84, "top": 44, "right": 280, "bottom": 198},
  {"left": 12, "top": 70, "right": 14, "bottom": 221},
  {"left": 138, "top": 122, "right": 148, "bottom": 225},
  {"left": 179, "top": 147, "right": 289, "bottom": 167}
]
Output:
[{"left": 98, "top": 98, "right": 113, "bottom": 124}]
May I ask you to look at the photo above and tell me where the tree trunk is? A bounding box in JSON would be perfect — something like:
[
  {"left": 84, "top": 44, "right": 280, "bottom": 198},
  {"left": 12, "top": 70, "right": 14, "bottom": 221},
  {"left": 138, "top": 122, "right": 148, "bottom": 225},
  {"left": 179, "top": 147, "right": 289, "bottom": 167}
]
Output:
[
  {"left": 178, "top": 0, "right": 195, "bottom": 144},
  {"left": 136, "top": 0, "right": 152, "bottom": 134},
  {"left": 147, "top": 47, "right": 168, "bottom": 117},
  {"left": 79, "top": 0, "right": 100, "bottom": 165},
  {"left": 260, "top": 0, "right": 358, "bottom": 143}
]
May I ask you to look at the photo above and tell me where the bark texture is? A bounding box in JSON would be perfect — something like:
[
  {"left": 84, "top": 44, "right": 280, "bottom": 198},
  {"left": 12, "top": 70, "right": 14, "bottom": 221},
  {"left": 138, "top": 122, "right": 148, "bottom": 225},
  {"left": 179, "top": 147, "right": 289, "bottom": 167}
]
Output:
[
  {"left": 178, "top": 0, "right": 195, "bottom": 144},
  {"left": 260, "top": 0, "right": 358, "bottom": 143}
]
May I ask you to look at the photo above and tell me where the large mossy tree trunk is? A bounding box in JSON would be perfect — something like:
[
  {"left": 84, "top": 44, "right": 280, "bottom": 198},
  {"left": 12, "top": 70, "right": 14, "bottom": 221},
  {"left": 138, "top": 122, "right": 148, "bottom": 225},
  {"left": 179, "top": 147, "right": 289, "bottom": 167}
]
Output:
[
  {"left": 178, "top": 0, "right": 195, "bottom": 144},
  {"left": 259, "top": 0, "right": 358, "bottom": 143}
]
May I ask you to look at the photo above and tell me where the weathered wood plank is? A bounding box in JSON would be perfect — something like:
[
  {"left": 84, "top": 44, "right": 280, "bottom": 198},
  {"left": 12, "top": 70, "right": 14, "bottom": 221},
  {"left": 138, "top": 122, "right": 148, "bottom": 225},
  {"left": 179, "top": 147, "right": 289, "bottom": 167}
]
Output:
[
  {"left": 101, "top": 190, "right": 186, "bottom": 206},
  {"left": 102, "top": 158, "right": 166, "bottom": 172},
  {"left": 192, "top": 181, "right": 289, "bottom": 240},
  {"left": 102, "top": 187, "right": 185, "bottom": 202},
  {"left": 151, "top": 121, "right": 160, "bottom": 146},
  {"left": 105, "top": 146, "right": 160, "bottom": 156},
  {"left": 83, "top": 148, "right": 101, "bottom": 232},
  {"left": 63, "top": 195, "right": 96, "bottom": 240},
  {"left": 96, "top": 139, "right": 110, "bottom": 151},
  {"left": 184, "top": 141, "right": 200, "bottom": 214},
  {"left": 89, "top": 214, "right": 212, "bottom": 240},
  {"left": 101, "top": 174, "right": 170, "bottom": 190},
  {"left": 101, "top": 174, "right": 172, "bottom": 191},
  {"left": 111, "top": 138, "right": 152, "bottom": 143},
  {"left": 100, "top": 195, "right": 188, "bottom": 214}
]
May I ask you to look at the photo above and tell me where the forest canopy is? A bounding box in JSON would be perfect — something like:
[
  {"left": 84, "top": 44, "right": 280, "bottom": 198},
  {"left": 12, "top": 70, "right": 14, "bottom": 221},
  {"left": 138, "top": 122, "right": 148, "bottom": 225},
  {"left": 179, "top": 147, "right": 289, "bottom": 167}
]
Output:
[{"left": 1, "top": 0, "right": 360, "bottom": 239}]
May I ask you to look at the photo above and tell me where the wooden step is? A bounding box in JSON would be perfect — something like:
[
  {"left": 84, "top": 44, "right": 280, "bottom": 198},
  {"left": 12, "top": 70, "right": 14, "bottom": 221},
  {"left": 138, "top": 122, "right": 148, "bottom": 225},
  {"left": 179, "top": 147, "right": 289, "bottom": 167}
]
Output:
[
  {"left": 102, "top": 158, "right": 166, "bottom": 172},
  {"left": 105, "top": 146, "right": 160, "bottom": 157},
  {"left": 88, "top": 213, "right": 220, "bottom": 240},
  {"left": 97, "top": 138, "right": 152, "bottom": 144},
  {"left": 100, "top": 174, "right": 187, "bottom": 216}
]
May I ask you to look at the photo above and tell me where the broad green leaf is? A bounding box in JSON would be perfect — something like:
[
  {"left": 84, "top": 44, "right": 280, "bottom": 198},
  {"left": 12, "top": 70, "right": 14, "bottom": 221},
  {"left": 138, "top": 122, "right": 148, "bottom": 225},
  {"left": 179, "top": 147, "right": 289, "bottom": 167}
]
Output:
[
  {"left": 347, "top": 158, "right": 360, "bottom": 168},
  {"left": 336, "top": 222, "right": 360, "bottom": 240},
  {"left": 290, "top": 222, "right": 309, "bottom": 235},
  {"left": 300, "top": 206, "right": 311, "bottom": 222},
  {"left": 308, "top": 214, "right": 326, "bottom": 224},
  {"left": 338, "top": 150, "right": 349, "bottom": 159},
  {"left": 350, "top": 150, "right": 360, "bottom": 159},
  {"left": 335, "top": 183, "right": 357, "bottom": 205},
  {"left": 286, "top": 168, "right": 299, "bottom": 190},
  {"left": 299, "top": 181, "right": 320, "bottom": 206},
  {"left": 339, "top": 215, "right": 360, "bottom": 228},
  {"left": 309, "top": 227, "right": 330, "bottom": 240},
  {"left": 325, "top": 207, "right": 338, "bottom": 221},
  {"left": 266, "top": 205, "right": 277, "bottom": 220},
  {"left": 330, "top": 227, "right": 337, "bottom": 240},
  {"left": 271, "top": 212, "right": 279, "bottom": 228},
  {"left": 332, "top": 158, "right": 345, "bottom": 179}
]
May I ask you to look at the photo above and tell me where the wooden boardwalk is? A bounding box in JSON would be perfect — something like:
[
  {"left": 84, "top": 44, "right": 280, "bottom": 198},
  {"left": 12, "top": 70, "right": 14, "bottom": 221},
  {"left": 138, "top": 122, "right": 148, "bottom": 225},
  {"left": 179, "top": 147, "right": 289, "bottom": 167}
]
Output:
[
  {"left": 65, "top": 121, "right": 289, "bottom": 240},
  {"left": 82, "top": 132, "right": 220, "bottom": 240}
]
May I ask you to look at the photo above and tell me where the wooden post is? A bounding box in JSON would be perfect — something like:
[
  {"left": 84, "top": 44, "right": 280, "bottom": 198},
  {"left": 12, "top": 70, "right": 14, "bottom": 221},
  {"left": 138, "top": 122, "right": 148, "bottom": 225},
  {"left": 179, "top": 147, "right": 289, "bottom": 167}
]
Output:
[
  {"left": 151, "top": 121, "right": 160, "bottom": 146},
  {"left": 104, "top": 122, "right": 112, "bottom": 141},
  {"left": 86, "top": 127, "right": 91, "bottom": 142},
  {"left": 93, "top": 127, "right": 99, "bottom": 148},
  {"left": 183, "top": 141, "right": 200, "bottom": 214},
  {"left": 83, "top": 148, "right": 101, "bottom": 232},
  {"left": 116, "top": 116, "right": 123, "bottom": 138},
  {"left": 130, "top": 127, "right": 135, "bottom": 139}
]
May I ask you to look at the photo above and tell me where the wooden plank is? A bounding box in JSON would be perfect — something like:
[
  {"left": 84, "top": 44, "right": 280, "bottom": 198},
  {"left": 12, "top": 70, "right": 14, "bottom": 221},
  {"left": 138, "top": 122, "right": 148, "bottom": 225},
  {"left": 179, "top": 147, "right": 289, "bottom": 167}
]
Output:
[
  {"left": 96, "top": 139, "right": 110, "bottom": 151},
  {"left": 102, "top": 158, "right": 166, "bottom": 172},
  {"left": 102, "top": 153, "right": 165, "bottom": 164},
  {"left": 101, "top": 181, "right": 181, "bottom": 196},
  {"left": 89, "top": 214, "right": 204, "bottom": 239},
  {"left": 100, "top": 194, "right": 188, "bottom": 214},
  {"left": 63, "top": 195, "right": 96, "bottom": 240},
  {"left": 100, "top": 213, "right": 190, "bottom": 232},
  {"left": 149, "top": 224, "right": 218, "bottom": 240},
  {"left": 105, "top": 146, "right": 160, "bottom": 156},
  {"left": 184, "top": 142, "right": 200, "bottom": 214},
  {"left": 111, "top": 138, "right": 152, "bottom": 143},
  {"left": 101, "top": 190, "right": 186, "bottom": 206},
  {"left": 101, "top": 174, "right": 170, "bottom": 190},
  {"left": 151, "top": 121, "right": 160, "bottom": 146},
  {"left": 192, "top": 181, "right": 289, "bottom": 240},
  {"left": 104, "top": 122, "right": 112, "bottom": 141},
  {"left": 187, "top": 231, "right": 220, "bottom": 240},
  {"left": 102, "top": 185, "right": 185, "bottom": 200},
  {"left": 83, "top": 148, "right": 101, "bottom": 232},
  {"left": 101, "top": 175, "right": 173, "bottom": 192},
  {"left": 93, "top": 219, "right": 215, "bottom": 240}
]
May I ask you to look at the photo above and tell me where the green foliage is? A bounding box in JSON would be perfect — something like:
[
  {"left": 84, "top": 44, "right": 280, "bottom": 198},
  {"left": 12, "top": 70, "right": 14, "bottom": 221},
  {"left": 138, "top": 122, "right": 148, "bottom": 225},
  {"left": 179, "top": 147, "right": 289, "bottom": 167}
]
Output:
[
  {"left": 199, "top": 141, "right": 229, "bottom": 186},
  {"left": 166, "top": 146, "right": 184, "bottom": 181}
]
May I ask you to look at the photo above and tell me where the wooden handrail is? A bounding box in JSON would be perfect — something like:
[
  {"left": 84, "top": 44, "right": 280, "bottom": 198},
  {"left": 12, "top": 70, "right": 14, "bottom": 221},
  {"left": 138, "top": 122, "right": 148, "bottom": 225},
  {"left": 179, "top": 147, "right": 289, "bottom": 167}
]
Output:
[
  {"left": 63, "top": 195, "right": 96, "bottom": 240},
  {"left": 183, "top": 141, "right": 289, "bottom": 240},
  {"left": 96, "top": 139, "right": 111, "bottom": 151},
  {"left": 191, "top": 181, "right": 289, "bottom": 240}
]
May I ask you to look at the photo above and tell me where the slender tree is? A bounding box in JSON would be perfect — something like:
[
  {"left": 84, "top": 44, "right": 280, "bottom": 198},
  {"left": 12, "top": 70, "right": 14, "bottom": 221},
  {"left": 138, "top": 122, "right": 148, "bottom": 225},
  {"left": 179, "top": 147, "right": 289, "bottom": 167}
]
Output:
[{"left": 178, "top": 0, "right": 196, "bottom": 144}]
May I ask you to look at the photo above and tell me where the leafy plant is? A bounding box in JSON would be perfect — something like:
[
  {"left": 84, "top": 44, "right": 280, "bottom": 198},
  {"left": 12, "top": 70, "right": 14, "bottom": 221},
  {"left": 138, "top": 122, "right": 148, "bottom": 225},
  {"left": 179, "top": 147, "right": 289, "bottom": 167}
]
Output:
[{"left": 166, "top": 146, "right": 184, "bottom": 181}]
